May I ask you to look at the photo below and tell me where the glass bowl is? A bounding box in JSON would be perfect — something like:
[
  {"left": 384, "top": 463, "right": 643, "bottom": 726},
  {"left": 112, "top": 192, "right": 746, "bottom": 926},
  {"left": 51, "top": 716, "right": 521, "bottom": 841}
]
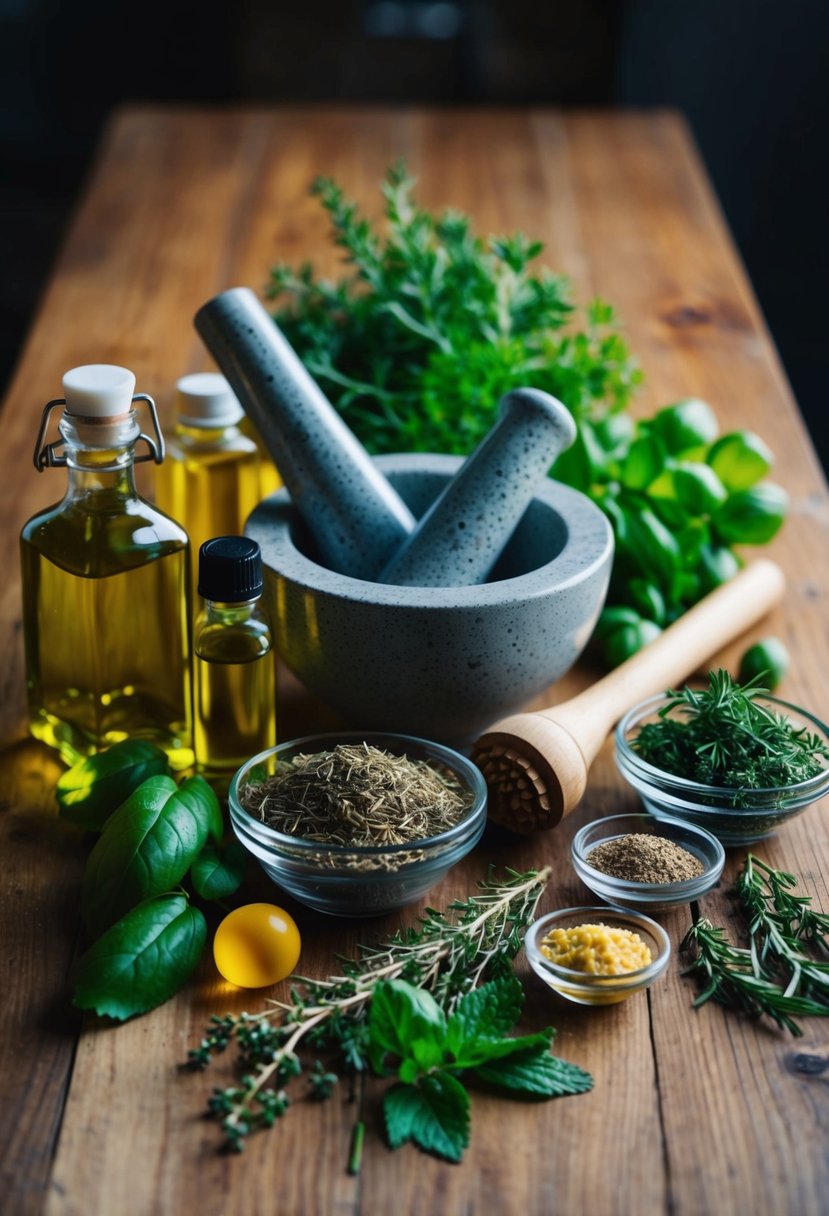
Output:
[
  {"left": 616, "top": 693, "right": 829, "bottom": 845},
  {"left": 571, "top": 813, "right": 725, "bottom": 912},
  {"left": 525, "top": 906, "right": 671, "bottom": 1006},
  {"left": 228, "top": 732, "right": 487, "bottom": 916}
]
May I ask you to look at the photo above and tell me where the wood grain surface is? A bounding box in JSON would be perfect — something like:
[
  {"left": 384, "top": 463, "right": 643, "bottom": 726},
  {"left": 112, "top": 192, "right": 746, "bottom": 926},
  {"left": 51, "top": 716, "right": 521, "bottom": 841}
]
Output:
[{"left": 1, "top": 107, "right": 828, "bottom": 1216}]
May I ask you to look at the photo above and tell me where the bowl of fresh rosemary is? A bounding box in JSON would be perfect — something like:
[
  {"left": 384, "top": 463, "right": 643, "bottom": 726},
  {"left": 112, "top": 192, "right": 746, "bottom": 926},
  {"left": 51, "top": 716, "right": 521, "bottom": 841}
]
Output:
[
  {"left": 228, "top": 732, "right": 487, "bottom": 915},
  {"left": 615, "top": 672, "right": 829, "bottom": 845}
]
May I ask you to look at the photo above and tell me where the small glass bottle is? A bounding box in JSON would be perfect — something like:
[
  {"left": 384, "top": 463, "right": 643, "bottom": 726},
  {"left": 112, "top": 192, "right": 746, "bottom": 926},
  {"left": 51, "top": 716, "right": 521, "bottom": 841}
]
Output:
[
  {"left": 239, "top": 413, "right": 282, "bottom": 501},
  {"left": 194, "top": 536, "right": 276, "bottom": 788},
  {"left": 20, "top": 364, "right": 193, "bottom": 767},
  {"left": 154, "top": 373, "right": 262, "bottom": 584}
]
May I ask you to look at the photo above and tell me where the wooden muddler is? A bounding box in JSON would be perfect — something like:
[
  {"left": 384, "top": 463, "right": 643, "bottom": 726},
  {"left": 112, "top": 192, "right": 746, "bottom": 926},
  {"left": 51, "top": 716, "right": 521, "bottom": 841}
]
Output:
[{"left": 472, "top": 558, "right": 785, "bottom": 833}]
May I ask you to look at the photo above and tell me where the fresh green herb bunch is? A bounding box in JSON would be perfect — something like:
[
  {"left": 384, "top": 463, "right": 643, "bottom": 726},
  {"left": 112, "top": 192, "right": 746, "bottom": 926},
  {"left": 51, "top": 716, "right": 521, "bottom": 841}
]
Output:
[
  {"left": 632, "top": 670, "right": 828, "bottom": 799},
  {"left": 188, "top": 867, "right": 592, "bottom": 1162},
  {"left": 682, "top": 854, "right": 829, "bottom": 1035},
  {"left": 268, "top": 165, "right": 787, "bottom": 665}
]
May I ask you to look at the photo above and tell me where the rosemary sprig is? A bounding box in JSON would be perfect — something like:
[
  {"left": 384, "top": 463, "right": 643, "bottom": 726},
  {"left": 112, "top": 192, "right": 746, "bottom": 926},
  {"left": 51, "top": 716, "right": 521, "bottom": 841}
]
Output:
[
  {"left": 187, "top": 867, "right": 551, "bottom": 1151},
  {"left": 682, "top": 855, "right": 829, "bottom": 1035},
  {"left": 634, "top": 670, "right": 829, "bottom": 798}
]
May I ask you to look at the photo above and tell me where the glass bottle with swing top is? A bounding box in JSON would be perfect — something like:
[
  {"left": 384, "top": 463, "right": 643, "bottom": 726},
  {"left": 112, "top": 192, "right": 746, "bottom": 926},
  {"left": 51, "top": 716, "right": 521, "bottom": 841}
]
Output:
[{"left": 20, "top": 364, "right": 193, "bottom": 768}]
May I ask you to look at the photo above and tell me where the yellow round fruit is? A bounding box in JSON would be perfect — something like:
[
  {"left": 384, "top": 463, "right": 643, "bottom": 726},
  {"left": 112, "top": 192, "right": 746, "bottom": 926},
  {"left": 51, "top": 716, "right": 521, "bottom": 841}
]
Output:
[{"left": 213, "top": 903, "right": 301, "bottom": 988}]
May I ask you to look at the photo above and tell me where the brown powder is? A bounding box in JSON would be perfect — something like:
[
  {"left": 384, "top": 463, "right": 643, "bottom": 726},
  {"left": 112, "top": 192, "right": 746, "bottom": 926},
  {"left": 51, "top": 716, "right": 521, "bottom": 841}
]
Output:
[{"left": 586, "top": 833, "right": 705, "bottom": 884}]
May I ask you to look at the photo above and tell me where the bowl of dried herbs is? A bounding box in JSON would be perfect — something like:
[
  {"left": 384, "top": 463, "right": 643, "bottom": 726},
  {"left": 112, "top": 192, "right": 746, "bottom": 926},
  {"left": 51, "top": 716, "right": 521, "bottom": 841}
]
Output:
[
  {"left": 228, "top": 733, "right": 487, "bottom": 915},
  {"left": 615, "top": 671, "right": 829, "bottom": 844}
]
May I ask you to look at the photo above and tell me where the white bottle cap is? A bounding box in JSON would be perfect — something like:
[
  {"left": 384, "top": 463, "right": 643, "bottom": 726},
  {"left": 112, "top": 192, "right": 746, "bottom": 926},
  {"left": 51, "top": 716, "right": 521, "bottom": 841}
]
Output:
[
  {"left": 176, "top": 372, "right": 243, "bottom": 427},
  {"left": 62, "top": 364, "right": 136, "bottom": 417}
]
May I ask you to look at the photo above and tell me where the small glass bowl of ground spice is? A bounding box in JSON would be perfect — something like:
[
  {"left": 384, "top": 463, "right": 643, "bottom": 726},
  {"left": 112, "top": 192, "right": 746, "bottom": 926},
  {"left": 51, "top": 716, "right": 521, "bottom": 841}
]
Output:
[
  {"left": 571, "top": 813, "right": 725, "bottom": 912},
  {"left": 525, "top": 906, "right": 671, "bottom": 1006},
  {"left": 228, "top": 733, "right": 486, "bottom": 916}
]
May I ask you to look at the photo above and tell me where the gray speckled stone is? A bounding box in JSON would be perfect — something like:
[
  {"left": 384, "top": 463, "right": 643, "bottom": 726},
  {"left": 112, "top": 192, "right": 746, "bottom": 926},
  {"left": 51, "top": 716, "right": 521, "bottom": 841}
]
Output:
[
  {"left": 194, "top": 287, "right": 416, "bottom": 580},
  {"left": 246, "top": 453, "right": 613, "bottom": 743},
  {"left": 379, "top": 388, "right": 576, "bottom": 586}
]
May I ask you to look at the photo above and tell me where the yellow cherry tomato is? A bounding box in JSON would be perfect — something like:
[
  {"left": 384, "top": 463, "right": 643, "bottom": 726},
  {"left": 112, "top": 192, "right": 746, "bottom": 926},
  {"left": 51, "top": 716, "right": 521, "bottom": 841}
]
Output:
[{"left": 213, "top": 903, "right": 301, "bottom": 988}]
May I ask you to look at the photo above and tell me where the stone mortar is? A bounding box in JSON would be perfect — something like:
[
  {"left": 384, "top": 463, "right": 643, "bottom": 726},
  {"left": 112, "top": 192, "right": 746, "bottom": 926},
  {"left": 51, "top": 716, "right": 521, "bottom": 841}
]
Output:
[{"left": 246, "top": 453, "right": 614, "bottom": 744}]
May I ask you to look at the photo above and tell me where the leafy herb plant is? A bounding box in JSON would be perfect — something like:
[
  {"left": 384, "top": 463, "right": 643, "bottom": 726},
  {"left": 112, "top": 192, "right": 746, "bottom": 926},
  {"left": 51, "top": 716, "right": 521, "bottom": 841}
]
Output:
[
  {"left": 682, "top": 854, "right": 829, "bottom": 1036},
  {"left": 187, "top": 867, "right": 592, "bottom": 1161},
  {"left": 632, "top": 669, "right": 828, "bottom": 797},
  {"left": 269, "top": 165, "right": 787, "bottom": 664},
  {"left": 61, "top": 741, "right": 246, "bottom": 1021}
]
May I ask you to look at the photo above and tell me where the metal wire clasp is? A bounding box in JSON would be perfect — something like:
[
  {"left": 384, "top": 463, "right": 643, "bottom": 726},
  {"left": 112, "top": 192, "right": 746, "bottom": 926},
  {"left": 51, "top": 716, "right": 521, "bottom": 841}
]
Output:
[{"left": 33, "top": 392, "right": 166, "bottom": 471}]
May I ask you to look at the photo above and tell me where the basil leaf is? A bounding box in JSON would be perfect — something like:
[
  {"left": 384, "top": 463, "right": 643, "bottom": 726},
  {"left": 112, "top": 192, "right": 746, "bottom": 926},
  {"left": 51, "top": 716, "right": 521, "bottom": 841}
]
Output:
[
  {"left": 190, "top": 838, "right": 247, "bottom": 901},
  {"left": 471, "top": 1047, "right": 594, "bottom": 1099},
  {"left": 707, "top": 430, "right": 772, "bottom": 491},
  {"left": 621, "top": 435, "right": 665, "bottom": 490},
  {"left": 698, "top": 544, "right": 740, "bottom": 593},
  {"left": 713, "top": 483, "right": 788, "bottom": 545},
  {"left": 738, "top": 637, "right": 790, "bottom": 691},
  {"left": 80, "top": 775, "right": 212, "bottom": 936},
  {"left": 56, "top": 740, "right": 170, "bottom": 832},
  {"left": 368, "top": 979, "right": 446, "bottom": 1075},
  {"left": 672, "top": 462, "right": 727, "bottom": 516},
  {"left": 383, "top": 1075, "right": 470, "bottom": 1162},
  {"left": 73, "top": 893, "right": 206, "bottom": 1021},
  {"left": 651, "top": 398, "right": 718, "bottom": 455}
]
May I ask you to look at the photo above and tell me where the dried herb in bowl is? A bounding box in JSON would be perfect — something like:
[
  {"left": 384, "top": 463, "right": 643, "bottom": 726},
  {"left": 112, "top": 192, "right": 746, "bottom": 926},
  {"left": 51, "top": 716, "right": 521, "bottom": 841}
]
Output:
[{"left": 238, "top": 742, "right": 473, "bottom": 847}]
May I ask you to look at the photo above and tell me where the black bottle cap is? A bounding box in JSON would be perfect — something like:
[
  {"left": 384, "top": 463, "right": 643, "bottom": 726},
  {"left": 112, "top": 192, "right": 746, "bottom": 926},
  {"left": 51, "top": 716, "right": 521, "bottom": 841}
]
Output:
[{"left": 198, "top": 536, "right": 263, "bottom": 602}]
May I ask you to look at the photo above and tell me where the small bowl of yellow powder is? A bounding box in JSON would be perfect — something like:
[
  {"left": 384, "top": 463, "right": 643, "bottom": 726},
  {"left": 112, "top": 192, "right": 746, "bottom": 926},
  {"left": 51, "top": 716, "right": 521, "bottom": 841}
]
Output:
[{"left": 525, "top": 906, "right": 671, "bottom": 1005}]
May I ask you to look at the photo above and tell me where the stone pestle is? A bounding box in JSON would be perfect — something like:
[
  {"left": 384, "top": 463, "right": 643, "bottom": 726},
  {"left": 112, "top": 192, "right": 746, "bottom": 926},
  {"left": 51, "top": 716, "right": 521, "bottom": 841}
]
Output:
[
  {"left": 378, "top": 388, "right": 577, "bottom": 587},
  {"left": 194, "top": 287, "right": 416, "bottom": 581}
]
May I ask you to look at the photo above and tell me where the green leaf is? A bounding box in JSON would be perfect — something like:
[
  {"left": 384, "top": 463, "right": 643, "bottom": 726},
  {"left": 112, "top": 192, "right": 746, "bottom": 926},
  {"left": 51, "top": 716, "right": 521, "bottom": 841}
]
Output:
[
  {"left": 707, "top": 430, "right": 773, "bottom": 491},
  {"left": 472, "top": 1048, "right": 594, "bottom": 1099},
  {"left": 621, "top": 435, "right": 665, "bottom": 490},
  {"left": 738, "top": 637, "right": 790, "bottom": 690},
  {"left": 383, "top": 1075, "right": 470, "bottom": 1162},
  {"left": 445, "top": 976, "right": 523, "bottom": 1056},
  {"left": 73, "top": 893, "right": 206, "bottom": 1020},
  {"left": 713, "top": 483, "right": 788, "bottom": 545},
  {"left": 602, "top": 618, "right": 662, "bottom": 667},
  {"left": 80, "top": 775, "right": 213, "bottom": 936},
  {"left": 368, "top": 979, "right": 446, "bottom": 1074},
  {"left": 190, "top": 838, "right": 247, "bottom": 901},
  {"left": 672, "top": 462, "right": 727, "bottom": 516},
  {"left": 651, "top": 399, "right": 719, "bottom": 454},
  {"left": 697, "top": 543, "right": 740, "bottom": 593},
  {"left": 56, "top": 740, "right": 170, "bottom": 832},
  {"left": 451, "top": 1031, "right": 555, "bottom": 1072}
]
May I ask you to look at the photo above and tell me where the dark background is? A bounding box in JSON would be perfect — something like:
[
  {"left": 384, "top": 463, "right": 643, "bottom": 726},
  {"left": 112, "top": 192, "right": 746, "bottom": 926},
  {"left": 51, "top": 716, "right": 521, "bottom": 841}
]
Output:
[{"left": 1, "top": 0, "right": 827, "bottom": 466}]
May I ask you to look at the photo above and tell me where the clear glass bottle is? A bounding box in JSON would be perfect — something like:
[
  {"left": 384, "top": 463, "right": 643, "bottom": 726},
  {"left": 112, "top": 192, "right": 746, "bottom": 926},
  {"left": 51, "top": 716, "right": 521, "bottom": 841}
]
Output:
[
  {"left": 154, "top": 373, "right": 263, "bottom": 585},
  {"left": 194, "top": 536, "right": 275, "bottom": 789},
  {"left": 20, "top": 364, "right": 193, "bottom": 768}
]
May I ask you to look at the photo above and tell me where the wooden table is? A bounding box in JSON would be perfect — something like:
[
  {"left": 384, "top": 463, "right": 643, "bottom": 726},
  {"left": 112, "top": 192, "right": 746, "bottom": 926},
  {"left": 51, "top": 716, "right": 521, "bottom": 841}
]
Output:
[{"left": 2, "top": 107, "right": 828, "bottom": 1216}]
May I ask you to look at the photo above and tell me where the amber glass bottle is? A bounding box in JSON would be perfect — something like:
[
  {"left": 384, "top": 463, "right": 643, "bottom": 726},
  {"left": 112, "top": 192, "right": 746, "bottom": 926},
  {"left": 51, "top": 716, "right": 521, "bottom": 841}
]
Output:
[
  {"left": 20, "top": 364, "right": 193, "bottom": 767},
  {"left": 193, "top": 536, "right": 275, "bottom": 789}
]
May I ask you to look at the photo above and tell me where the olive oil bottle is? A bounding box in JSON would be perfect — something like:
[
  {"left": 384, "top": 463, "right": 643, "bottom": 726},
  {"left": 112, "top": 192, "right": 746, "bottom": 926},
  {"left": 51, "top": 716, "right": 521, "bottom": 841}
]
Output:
[
  {"left": 154, "top": 373, "right": 263, "bottom": 584},
  {"left": 239, "top": 413, "right": 281, "bottom": 501},
  {"left": 194, "top": 536, "right": 275, "bottom": 788},
  {"left": 20, "top": 364, "right": 193, "bottom": 768}
]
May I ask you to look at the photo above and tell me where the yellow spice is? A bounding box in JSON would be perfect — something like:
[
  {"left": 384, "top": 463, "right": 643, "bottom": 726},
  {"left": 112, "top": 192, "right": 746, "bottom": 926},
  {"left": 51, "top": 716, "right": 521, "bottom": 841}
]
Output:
[{"left": 541, "top": 923, "right": 652, "bottom": 975}]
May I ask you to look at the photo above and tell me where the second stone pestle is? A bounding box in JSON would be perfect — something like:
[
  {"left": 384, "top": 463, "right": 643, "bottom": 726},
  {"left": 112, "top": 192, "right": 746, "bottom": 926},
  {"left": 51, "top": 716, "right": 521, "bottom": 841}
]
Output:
[
  {"left": 379, "top": 388, "right": 577, "bottom": 587},
  {"left": 194, "top": 287, "right": 416, "bottom": 581}
]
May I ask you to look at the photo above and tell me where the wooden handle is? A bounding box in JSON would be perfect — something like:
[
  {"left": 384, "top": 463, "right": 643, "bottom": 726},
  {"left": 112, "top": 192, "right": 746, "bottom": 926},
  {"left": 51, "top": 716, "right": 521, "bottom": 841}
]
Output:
[{"left": 545, "top": 559, "right": 785, "bottom": 764}]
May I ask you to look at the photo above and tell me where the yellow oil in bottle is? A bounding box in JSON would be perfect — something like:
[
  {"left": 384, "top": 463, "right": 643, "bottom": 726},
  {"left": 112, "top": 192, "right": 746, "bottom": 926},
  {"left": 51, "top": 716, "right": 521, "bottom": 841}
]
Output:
[
  {"left": 21, "top": 367, "right": 193, "bottom": 768},
  {"left": 193, "top": 537, "right": 275, "bottom": 787},
  {"left": 239, "top": 414, "right": 281, "bottom": 500},
  {"left": 154, "top": 375, "right": 267, "bottom": 588},
  {"left": 194, "top": 649, "right": 275, "bottom": 779}
]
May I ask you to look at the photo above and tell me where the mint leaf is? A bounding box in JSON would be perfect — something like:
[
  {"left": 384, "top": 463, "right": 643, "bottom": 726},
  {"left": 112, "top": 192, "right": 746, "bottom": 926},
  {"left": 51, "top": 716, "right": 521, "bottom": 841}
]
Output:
[
  {"left": 472, "top": 1048, "right": 593, "bottom": 1099},
  {"left": 383, "top": 1075, "right": 470, "bottom": 1162},
  {"left": 368, "top": 979, "right": 446, "bottom": 1075},
  {"left": 190, "top": 838, "right": 246, "bottom": 901},
  {"left": 445, "top": 976, "right": 523, "bottom": 1055},
  {"left": 56, "top": 740, "right": 170, "bottom": 832},
  {"left": 73, "top": 893, "right": 206, "bottom": 1020},
  {"left": 80, "top": 775, "right": 213, "bottom": 936},
  {"left": 450, "top": 1029, "right": 554, "bottom": 1072}
]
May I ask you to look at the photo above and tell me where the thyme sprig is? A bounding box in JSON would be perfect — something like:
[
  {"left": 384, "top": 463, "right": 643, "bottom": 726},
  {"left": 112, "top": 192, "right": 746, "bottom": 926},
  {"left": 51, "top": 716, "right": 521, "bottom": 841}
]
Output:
[
  {"left": 682, "top": 854, "right": 829, "bottom": 1035},
  {"left": 188, "top": 867, "right": 551, "bottom": 1151}
]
